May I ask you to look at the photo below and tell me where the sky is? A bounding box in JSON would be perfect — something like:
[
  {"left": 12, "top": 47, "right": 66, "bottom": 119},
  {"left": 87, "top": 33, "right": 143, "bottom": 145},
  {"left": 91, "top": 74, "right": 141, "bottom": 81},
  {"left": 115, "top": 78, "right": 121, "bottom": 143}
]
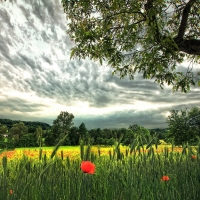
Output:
[{"left": 0, "top": 0, "right": 200, "bottom": 130}]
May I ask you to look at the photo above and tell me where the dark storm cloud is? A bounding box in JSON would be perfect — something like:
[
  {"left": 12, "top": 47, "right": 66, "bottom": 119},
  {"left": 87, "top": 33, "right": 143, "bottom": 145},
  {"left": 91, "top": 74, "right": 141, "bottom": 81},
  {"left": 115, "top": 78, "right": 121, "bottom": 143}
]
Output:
[
  {"left": 0, "top": 97, "right": 47, "bottom": 113},
  {"left": 0, "top": 8, "right": 13, "bottom": 28},
  {"left": 0, "top": 67, "right": 13, "bottom": 80},
  {"left": 104, "top": 73, "right": 157, "bottom": 90},
  {"left": 31, "top": 1, "right": 46, "bottom": 23},
  {"left": 0, "top": 42, "right": 10, "bottom": 61},
  {"left": 41, "top": 54, "right": 52, "bottom": 65},
  {"left": 40, "top": 31, "right": 51, "bottom": 42},
  {"left": 18, "top": 54, "right": 37, "bottom": 70},
  {"left": 42, "top": 0, "right": 64, "bottom": 24},
  {"left": 19, "top": 5, "right": 31, "bottom": 19},
  {"left": 74, "top": 109, "right": 168, "bottom": 130}
]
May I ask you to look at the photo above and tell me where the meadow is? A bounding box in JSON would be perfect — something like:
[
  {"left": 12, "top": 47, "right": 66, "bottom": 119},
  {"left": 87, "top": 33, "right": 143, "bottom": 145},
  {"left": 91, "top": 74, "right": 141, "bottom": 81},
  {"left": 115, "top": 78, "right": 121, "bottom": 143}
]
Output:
[{"left": 0, "top": 142, "right": 200, "bottom": 200}]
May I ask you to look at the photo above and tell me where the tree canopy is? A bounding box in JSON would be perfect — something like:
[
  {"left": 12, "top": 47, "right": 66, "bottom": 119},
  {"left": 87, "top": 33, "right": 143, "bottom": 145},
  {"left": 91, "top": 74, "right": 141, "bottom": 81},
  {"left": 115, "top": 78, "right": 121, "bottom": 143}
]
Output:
[
  {"left": 167, "top": 107, "right": 200, "bottom": 145},
  {"left": 62, "top": 0, "right": 200, "bottom": 92},
  {"left": 49, "top": 111, "right": 74, "bottom": 145}
]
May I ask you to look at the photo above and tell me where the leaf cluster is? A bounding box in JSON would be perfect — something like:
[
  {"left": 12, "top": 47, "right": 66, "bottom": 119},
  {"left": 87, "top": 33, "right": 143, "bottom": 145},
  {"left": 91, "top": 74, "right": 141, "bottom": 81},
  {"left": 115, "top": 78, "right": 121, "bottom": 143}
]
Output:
[{"left": 62, "top": 0, "right": 200, "bottom": 92}]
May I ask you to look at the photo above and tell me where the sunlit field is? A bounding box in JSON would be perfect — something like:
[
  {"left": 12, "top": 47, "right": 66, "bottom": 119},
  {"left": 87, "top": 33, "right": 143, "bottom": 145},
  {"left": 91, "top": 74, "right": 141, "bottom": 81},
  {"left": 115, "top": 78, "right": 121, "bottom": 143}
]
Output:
[
  {"left": 0, "top": 144, "right": 184, "bottom": 161},
  {"left": 0, "top": 143, "right": 199, "bottom": 200}
]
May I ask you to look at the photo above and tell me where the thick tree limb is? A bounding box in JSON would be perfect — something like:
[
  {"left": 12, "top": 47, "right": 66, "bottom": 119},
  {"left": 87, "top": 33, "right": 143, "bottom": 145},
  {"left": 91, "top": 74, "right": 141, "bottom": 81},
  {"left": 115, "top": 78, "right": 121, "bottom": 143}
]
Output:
[
  {"left": 176, "top": 0, "right": 197, "bottom": 39},
  {"left": 174, "top": 38, "right": 200, "bottom": 55},
  {"left": 145, "top": 0, "right": 200, "bottom": 55}
]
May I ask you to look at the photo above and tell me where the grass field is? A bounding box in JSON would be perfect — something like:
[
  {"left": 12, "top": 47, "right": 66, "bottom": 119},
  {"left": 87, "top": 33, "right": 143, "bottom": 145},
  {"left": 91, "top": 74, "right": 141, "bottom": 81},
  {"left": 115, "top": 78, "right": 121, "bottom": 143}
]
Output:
[
  {"left": 0, "top": 143, "right": 199, "bottom": 199},
  {"left": 0, "top": 144, "right": 184, "bottom": 160}
]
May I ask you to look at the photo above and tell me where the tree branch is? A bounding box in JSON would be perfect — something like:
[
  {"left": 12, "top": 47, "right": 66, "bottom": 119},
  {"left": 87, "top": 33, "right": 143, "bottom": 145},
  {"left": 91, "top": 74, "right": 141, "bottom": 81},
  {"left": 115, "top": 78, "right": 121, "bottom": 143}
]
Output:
[
  {"left": 176, "top": 0, "right": 196, "bottom": 39},
  {"left": 144, "top": 0, "right": 161, "bottom": 42},
  {"left": 174, "top": 38, "right": 200, "bottom": 55}
]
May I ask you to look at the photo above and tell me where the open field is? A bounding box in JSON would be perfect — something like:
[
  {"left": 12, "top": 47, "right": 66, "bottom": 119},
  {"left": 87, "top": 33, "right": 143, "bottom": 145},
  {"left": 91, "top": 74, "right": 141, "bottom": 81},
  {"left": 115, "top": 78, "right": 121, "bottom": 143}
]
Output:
[
  {"left": 0, "top": 144, "right": 199, "bottom": 199},
  {"left": 0, "top": 144, "right": 184, "bottom": 161}
]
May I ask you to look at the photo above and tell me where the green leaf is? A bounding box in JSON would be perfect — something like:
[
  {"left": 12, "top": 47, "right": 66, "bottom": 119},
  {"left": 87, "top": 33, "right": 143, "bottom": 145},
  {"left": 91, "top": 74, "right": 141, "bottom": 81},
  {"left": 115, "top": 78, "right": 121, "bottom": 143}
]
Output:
[{"left": 70, "top": 49, "right": 75, "bottom": 59}]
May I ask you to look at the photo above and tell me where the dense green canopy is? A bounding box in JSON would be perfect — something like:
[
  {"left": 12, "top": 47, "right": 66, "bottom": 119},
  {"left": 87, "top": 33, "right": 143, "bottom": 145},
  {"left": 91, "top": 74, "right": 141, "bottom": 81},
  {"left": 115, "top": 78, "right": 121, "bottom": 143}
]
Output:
[{"left": 62, "top": 0, "right": 200, "bottom": 92}]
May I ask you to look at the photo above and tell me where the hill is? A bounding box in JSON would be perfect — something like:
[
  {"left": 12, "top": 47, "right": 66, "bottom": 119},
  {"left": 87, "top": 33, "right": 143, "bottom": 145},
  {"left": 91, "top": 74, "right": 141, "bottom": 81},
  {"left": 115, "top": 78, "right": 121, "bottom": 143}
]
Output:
[{"left": 0, "top": 118, "right": 51, "bottom": 132}]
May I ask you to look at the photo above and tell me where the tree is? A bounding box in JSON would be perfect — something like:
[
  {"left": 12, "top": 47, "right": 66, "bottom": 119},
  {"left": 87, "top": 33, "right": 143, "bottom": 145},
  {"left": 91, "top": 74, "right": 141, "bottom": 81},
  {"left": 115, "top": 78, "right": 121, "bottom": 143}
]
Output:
[
  {"left": 187, "top": 106, "right": 200, "bottom": 129},
  {"left": 95, "top": 128, "right": 105, "bottom": 145},
  {"left": 62, "top": 0, "right": 200, "bottom": 92},
  {"left": 0, "top": 124, "right": 8, "bottom": 136},
  {"left": 68, "top": 126, "right": 79, "bottom": 145},
  {"left": 17, "top": 133, "right": 37, "bottom": 148},
  {"left": 167, "top": 107, "right": 200, "bottom": 145},
  {"left": 9, "top": 122, "right": 28, "bottom": 141},
  {"left": 50, "top": 111, "right": 74, "bottom": 145},
  {"left": 88, "top": 129, "right": 98, "bottom": 144},
  {"left": 78, "top": 122, "right": 89, "bottom": 141},
  {"left": 129, "top": 124, "right": 150, "bottom": 144},
  {"left": 122, "top": 129, "right": 135, "bottom": 146},
  {"left": 35, "top": 126, "right": 43, "bottom": 147}
]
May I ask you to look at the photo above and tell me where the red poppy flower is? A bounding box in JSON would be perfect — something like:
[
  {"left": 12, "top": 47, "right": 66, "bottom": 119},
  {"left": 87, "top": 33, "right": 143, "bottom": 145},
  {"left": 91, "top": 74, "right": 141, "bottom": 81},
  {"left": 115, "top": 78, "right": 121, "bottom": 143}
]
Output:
[
  {"left": 191, "top": 155, "right": 196, "bottom": 159},
  {"left": 161, "top": 176, "right": 169, "bottom": 181},
  {"left": 9, "top": 190, "right": 13, "bottom": 194},
  {"left": 81, "top": 161, "right": 95, "bottom": 174}
]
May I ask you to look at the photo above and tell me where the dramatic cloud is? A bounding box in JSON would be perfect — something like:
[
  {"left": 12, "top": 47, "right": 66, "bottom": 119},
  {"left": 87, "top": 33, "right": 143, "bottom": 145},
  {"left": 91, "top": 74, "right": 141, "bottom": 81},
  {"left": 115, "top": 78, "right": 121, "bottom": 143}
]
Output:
[{"left": 0, "top": 0, "right": 199, "bottom": 130}]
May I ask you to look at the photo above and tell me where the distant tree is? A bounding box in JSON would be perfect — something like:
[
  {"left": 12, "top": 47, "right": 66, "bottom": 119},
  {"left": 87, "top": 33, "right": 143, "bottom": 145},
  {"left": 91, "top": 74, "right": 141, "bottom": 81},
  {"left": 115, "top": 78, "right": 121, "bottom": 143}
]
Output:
[
  {"left": 102, "top": 128, "right": 115, "bottom": 146},
  {"left": 88, "top": 129, "right": 99, "bottom": 144},
  {"left": 95, "top": 128, "right": 105, "bottom": 145},
  {"left": 35, "top": 126, "right": 43, "bottom": 147},
  {"left": 0, "top": 124, "right": 8, "bottom": 136},
  {"left": 106, "top": 138, "right": 115, "bottom": 146},
  {"left": 167, "top": 107, "right": 200, "bottom": 145},
  {"left": 103, "top": 128, "right": 113, "bottom": 138},
  {"left": 116, "top": 128, "right": 127, "bottom": 140},
  {"left": 44, "top": 129, "right": 54, "bottom": 146},
  {"left": 0, "top": 119, "right": 14, "bottom": 129},
  {"left": 16, "top": 133, "right": 37, "bottom": 147},
  {"left": 149, "top": 128, "right": 168, "bottom": 140},
  {"left": 78, "top": 122, "right": 89, "bottom": 142},
  {"left": 122, "top": 129, "right": 135, "bottom": 146},
  {"left": 68, "top": 126, "right": 79, "bottom": 145},
  {"left": 62, "top": 0, "right": 200, "bottom": 92},
  {"left": 28, "top": 126, "right": 37, "bottom": 134},
  {"left": 49, "top": 111, "right": 74, "bottom": 145},
  {"left": 9, "top": 122, "right": 28, "bottom": 141},
  {"left": 187, "top": 106, "right": 200, "bottom": 129},
  {"left": 129, "top": 124, "right": 151, "bottom": 145}
]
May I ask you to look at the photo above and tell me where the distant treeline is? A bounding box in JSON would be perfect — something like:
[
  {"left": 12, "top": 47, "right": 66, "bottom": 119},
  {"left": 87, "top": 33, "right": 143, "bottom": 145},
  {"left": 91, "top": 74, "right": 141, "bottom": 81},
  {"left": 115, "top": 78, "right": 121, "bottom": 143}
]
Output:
[
  {"left": 0, "top": 117, "right": 168, "bottom": 149},
  {"left": 0, "top": 119, "right": 51, "bottom": 132},
  {"left": 1, "top": 105, "right": 199, "bottom": 149},
  {"left": 0, "top": 118, "right": 167, "bottom": 134}
]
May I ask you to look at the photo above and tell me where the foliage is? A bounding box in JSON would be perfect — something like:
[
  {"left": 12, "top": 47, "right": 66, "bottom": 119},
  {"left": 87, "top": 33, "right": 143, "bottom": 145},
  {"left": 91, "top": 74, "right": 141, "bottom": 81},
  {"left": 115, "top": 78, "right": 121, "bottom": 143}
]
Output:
[
  {"left": 0, "top": 124, "right": 8, "bottom": 135},
  {"left": 16, "top": 133, "right": 37, "bottom": 147},
  {"left": 35, "top": 126, "right": 43, "bottom": 147},
  {"left": 9, "top": 122, "right": 28, "bottom": 141},
  {"left": 167, "top": 106, "right": 200, "bottom": 145},
  {"left": 0, "top": 119, "right": 51, "bottom": 130},
  {"left": 62, "top": 0, "right": 200, "bottom": 92},
  {"left": 68, "top": 126, "right": 79, "bottom": 145},
  {"left": 47, "top": 111, "right": 74, "bottom": 146},
  {"left": 129, "top": 124, "right": 151, "bottom": 145},
  {"left": 150, "top": 128, "right": 168, "bottom": 140},
  {"left": 78, "top": 122, "right": 89, "bottom": 142}
]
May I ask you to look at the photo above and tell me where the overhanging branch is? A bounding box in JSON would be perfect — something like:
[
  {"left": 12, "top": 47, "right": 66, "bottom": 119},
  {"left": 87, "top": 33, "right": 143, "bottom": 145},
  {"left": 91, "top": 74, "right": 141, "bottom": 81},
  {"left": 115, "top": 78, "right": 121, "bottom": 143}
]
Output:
[
  {"left": 174, "top": 38, "right": 200, "bottom": 55},
  {"left": 176, "top": 0, "right": 196, "bottom": 39},
  {"left": 144, "top": 0, "right": 161, "bottom": 42}
]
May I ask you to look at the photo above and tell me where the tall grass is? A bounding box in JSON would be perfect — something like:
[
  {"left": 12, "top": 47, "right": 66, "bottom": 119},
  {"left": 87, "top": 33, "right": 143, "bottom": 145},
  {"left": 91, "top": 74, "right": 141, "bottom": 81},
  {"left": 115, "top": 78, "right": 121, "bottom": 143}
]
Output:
[{"left": 0, "top": 139, "right": 200, "bottom": 199}]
